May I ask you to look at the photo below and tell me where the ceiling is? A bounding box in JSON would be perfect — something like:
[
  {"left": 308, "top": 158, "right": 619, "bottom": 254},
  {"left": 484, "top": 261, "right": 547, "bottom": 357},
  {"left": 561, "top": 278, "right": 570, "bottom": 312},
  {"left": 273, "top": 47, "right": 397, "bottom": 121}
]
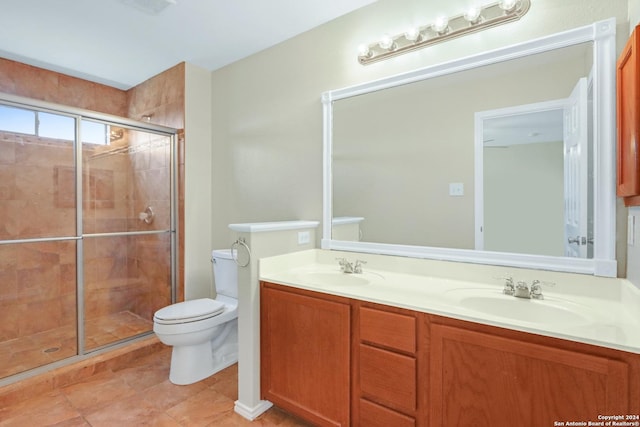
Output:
[
  {"left": 484, "top": 109, "right": 564, "bottom": 147},
  {"left": 0, "top": 0, "right": 377, "bottom": 90}
]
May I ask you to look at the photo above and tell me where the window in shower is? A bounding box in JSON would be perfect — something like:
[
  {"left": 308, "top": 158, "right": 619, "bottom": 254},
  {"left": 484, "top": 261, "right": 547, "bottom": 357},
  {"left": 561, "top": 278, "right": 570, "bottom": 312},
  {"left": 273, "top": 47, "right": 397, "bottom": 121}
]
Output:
[{"left": 0, "top": 104, "right": 75, "bottom": 141}]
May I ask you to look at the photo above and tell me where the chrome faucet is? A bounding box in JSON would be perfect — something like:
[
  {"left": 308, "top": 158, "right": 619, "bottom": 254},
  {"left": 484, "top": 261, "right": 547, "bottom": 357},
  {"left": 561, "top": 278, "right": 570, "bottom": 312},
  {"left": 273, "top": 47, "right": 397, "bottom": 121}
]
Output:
[
  {"left": 502, "top": 276, "right": 515, "bottom": 296},
  {"left": 336, "top": 258, "right": 366, "bottom": 274},
  {"left": 530, "top": 280, "right": 544, "bottom": 300},
  {"left": 353, "top": 260, "right": 366, "bottom": 274},
  {"left": 514, "top": 280, "right": 531, "bottom": 298},
  {"left": 501, "top": 276, "right": 545, "bottom": 299},
  {"left": 336, "top": 258, "right": 354, "bottom": 273},
  {"left": 513, "top": 279, "right": 546, "bottom": 299}
]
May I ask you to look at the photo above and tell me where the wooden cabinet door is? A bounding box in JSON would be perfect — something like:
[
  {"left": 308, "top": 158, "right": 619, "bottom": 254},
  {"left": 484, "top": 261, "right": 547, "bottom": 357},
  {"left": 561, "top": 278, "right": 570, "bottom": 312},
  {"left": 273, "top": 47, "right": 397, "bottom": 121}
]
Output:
[
  {"left": 261, "top": 283, "right": 350, "bottom": 427},
  {"left": 429, "top": 324, "right": 630, "bottom": 427},
  {"left": 617, "top": 26, "right": 640, "bottom": 205}
]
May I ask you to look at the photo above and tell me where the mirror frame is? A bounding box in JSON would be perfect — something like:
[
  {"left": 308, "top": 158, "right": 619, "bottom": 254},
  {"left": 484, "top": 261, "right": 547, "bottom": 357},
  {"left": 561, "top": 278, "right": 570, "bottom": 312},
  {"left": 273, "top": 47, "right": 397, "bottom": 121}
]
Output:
[{"left": 322, "top": 18, "right": 617, "bottom": 277}]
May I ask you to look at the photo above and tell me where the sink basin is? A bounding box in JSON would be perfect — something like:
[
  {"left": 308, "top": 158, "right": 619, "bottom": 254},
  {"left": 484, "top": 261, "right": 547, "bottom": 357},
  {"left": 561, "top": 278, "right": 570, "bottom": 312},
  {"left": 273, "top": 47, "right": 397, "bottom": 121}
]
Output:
[
  {"left": 292, "top": 269, "right": 384, "bottom": 287},
  {"left": 444, "top": 288, "right": 593, "bottom": 326}
]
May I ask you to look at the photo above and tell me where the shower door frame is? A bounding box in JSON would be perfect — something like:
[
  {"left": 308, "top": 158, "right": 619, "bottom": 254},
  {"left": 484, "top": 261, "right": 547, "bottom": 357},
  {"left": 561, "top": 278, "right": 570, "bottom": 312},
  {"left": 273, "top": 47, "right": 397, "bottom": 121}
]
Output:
[{"left": 0, "top": 93, "right": 178, "bottom": 380}]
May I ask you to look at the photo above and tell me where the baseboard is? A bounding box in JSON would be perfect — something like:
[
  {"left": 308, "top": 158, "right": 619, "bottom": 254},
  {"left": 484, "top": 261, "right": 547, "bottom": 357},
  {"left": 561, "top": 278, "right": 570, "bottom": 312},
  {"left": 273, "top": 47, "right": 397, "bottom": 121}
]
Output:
[{"left": 234, "top": 399, "right": 273, "bottom": 420}]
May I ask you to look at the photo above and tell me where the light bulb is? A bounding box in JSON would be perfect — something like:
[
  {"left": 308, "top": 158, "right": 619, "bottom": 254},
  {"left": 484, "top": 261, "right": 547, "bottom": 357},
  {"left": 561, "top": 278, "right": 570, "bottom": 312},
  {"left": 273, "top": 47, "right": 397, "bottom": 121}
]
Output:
[
  {"left": 432, "top": 16, "right": 449, "bottom": 34},
  {"left": 404, "top": 27, "right": 421, "bottom": 42},
  {"left": 464, "top": 6, "right": 482, "bottom": 23},
  {"left": 358, "top": 44, "right": 371, "bottom": 57},
  {"left": 499, "top": 0, "right": 517, "bottom": 11},
  {"left": 378, "top": 34, "right": 395, "bottom": 50}
]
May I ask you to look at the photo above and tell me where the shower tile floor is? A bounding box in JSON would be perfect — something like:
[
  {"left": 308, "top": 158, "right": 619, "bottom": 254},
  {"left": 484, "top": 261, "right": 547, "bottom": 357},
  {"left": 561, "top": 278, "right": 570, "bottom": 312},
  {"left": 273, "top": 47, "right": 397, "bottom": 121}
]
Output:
[
  {"left": 0, "top": 348, "right": 312, "bottom": 426},
  {"left": 0, "top": 311, "right": 153, "bottom": 379}
]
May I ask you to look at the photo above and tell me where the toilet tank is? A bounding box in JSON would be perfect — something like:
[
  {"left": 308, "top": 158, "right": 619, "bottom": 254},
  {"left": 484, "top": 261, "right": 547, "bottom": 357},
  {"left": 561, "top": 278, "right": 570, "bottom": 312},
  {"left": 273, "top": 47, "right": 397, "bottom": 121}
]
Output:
[{"left": 211, "top": 249, "right": 238, "bottom": 299}]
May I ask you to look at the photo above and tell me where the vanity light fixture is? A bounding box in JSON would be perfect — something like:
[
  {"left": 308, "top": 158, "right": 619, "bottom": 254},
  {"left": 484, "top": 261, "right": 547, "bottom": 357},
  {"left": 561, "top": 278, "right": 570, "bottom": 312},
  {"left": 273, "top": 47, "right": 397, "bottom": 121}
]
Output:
[
  {"left": 464, "top": 6, "right": 482, "bottom": 24},
  {"left": 378, "top": 33, "right": 396, "bottom": 51},
  {"left": 432, "top": 16, "right": 450, "bottom": 34},
  {"left": 357, "top": 0, "right": 531, "bottom": 65}
]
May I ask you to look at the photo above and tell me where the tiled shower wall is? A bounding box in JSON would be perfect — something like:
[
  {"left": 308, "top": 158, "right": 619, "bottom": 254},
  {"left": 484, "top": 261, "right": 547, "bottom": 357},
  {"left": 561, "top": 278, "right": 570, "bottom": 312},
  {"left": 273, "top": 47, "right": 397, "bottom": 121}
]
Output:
[
  {"left": 0, "top": 132, "right": 77, "bottom": 344},
  {"left": 0, "top": 59, "right": 185, "bottom": 351},
  {"left": 0, "top": 129, "right": 172, "bottom": 344}
]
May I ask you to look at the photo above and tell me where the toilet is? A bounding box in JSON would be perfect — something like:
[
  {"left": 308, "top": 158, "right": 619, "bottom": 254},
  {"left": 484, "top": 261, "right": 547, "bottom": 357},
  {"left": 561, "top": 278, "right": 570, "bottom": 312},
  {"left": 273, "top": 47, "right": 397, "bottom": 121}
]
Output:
[{"left": 153, "top": 249, "right": 239, "bottom": 385}]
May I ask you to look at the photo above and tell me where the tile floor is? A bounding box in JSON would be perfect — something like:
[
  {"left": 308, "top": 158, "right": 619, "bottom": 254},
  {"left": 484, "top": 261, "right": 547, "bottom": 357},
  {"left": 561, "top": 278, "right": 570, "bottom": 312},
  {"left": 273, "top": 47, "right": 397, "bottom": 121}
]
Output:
[
  {"left": 0, "top": 311, "right": 152, "bottom": 379},
  {"left": 0, "top": 347, "right": 312, "bottom": 426}
]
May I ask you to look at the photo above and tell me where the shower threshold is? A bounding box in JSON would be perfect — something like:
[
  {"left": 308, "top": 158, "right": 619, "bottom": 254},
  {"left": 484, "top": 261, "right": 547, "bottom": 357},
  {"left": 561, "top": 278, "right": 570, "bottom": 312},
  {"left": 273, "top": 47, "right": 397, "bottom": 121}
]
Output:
[{"left": 0, "top": 311, "right": 153, "bottom": 380}]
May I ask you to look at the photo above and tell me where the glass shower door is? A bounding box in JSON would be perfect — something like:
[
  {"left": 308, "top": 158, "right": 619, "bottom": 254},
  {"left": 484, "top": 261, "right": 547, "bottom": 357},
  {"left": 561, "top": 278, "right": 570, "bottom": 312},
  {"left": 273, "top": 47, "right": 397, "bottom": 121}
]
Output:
[
  {"left": 0, "top": 104, "right": 78, "bottom": 378},
  {"left": 81, "top": 120, "right": 173, "bottom": 351}
]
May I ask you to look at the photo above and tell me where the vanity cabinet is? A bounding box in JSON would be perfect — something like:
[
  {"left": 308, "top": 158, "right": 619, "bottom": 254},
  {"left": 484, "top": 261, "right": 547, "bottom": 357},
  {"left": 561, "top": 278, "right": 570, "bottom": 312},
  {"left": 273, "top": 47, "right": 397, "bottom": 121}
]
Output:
[
  {"left": 428, "top": 317, "right": 636, "bottom": 426},
  {"left": 260, "top": 282, "right": 351, "bottom": 427},
  {"left": 260, "top": 282, "right": 640, "bottom": 426},
  {"left": 353, "top": 302, "right": 427, "bottom": 427},
  {"left": 617, "top": 24, "right": 640, "bottom": 206}
]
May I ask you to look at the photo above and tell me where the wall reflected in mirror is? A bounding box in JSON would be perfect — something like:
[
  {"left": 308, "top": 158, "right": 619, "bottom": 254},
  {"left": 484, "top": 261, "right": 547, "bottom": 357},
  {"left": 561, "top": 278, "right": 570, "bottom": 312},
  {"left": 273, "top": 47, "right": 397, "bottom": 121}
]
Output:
[{"left": 332, "top": 42, "right": 594, "bottom": 259}]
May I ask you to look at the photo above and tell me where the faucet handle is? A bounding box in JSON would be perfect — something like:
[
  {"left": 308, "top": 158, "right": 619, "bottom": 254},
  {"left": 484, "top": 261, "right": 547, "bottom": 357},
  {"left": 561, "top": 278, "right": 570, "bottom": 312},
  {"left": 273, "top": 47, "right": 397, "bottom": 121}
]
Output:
[
  {"left": 530, "top": 280, "right": 544, "bottom": 300},
  {"left": 498, "top": 275, "right": 514, "bottom": 295},
  {"left": 336, "top": 257, "right": 354, "bottom": 273},
  {"left": 354, "top": 260, "right": 367, "bottom": 273}
]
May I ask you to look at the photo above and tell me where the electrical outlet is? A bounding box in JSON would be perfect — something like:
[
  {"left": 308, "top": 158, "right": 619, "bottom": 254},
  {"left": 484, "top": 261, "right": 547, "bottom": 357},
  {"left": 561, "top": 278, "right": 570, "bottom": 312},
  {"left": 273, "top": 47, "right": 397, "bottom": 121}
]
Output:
[{"left": 298, "top": 231, "right": 310, "bottom": 245}]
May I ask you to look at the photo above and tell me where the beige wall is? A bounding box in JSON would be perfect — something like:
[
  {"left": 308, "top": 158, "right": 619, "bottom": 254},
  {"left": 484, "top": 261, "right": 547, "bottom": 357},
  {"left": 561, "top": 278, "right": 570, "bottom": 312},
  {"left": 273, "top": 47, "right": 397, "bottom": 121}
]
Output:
[
  {"left": 485, "top": 141, "right": 564, "bottom": 256},
  {"left": 184, "top": 63, "right": 214, "bottom": 299},
  {"left": 630, "top": 0, "right": 640, "bottom": 32},
  {"left": 210, "top": 0, "right": 628, "bottom": 265}
]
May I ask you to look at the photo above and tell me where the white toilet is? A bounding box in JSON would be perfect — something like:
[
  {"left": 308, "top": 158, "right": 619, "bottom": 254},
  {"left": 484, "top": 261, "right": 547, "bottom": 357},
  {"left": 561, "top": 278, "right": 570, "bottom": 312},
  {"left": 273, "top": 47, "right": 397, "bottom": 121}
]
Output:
[{"left": 153, "top": 249, "right": 239, "bottom": 385}]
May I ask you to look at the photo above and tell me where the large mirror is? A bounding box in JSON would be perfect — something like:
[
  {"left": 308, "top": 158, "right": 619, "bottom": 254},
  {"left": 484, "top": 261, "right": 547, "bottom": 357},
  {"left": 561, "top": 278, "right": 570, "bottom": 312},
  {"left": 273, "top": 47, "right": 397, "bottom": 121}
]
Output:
[{"left": 322, "top": 19, "right": 617, "bottom": 276}]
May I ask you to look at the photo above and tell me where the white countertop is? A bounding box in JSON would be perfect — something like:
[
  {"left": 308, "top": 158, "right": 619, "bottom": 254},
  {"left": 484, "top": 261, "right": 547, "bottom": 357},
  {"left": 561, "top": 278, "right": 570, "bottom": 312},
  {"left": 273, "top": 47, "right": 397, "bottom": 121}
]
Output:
[{"left": 259, "top": 249, "right": 640, "bottom": 355}]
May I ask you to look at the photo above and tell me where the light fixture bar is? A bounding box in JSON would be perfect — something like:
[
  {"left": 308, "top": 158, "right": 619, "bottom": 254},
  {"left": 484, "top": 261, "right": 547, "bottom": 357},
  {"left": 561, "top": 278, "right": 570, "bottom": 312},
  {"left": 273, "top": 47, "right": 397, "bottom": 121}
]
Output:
[{"left": 358, "top": 0, "right": 531, "bottom": 65}]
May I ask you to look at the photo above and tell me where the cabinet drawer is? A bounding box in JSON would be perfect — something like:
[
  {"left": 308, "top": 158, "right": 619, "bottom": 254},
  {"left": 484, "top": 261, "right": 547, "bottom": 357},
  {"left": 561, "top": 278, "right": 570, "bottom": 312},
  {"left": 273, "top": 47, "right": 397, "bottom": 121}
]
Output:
[
  {"left": 359, "top": 344, "right": 416, "bottom": 414},
  {"left": 360, "top": 306, "right": 416, "bottom": 353},
  {"left": 359, "top": 398, "right": 415, "bottom": 427}
]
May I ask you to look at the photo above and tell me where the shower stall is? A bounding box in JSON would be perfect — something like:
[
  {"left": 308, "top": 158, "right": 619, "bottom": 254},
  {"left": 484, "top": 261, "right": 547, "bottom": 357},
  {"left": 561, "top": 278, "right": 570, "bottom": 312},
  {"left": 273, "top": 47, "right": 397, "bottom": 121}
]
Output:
[{"left": 0, "top": 94, "right": 177, "bottom": 381}]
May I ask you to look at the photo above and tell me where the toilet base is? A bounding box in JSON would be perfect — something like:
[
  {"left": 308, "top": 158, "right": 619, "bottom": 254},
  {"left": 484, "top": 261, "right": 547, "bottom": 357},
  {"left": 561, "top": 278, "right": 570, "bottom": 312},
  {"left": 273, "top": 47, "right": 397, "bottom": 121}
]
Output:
[
  {"left": 166, "top": 318, "right": 239, "bottom": 385},
  {"left": 169, "top": 340, "right": 238, "bottom": 385}
]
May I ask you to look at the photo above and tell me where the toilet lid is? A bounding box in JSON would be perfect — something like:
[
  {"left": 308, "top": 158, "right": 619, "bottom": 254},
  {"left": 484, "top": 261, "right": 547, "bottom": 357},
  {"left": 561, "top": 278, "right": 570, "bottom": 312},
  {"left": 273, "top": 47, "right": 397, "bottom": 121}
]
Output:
[{"left": 154, "top": 298, "right": 225, "bottom": 324}]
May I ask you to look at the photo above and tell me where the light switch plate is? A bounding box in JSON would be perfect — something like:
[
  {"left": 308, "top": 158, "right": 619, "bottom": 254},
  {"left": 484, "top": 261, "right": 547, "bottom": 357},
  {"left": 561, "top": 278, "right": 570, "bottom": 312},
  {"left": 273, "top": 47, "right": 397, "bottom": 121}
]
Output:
[
  {"left": 629, "top": 216, "right": 635, "bottom": 246},
  {"left": 449, "top": 183, "right": 464, "bottom": 196}
]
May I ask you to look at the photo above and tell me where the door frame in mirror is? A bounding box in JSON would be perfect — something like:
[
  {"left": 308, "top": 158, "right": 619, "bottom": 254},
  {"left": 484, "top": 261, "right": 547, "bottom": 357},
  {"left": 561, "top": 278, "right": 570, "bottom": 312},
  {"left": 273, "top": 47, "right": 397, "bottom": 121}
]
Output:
[
  {"left": 474, "top": 97, "right": 569, "bottom": 254},
  {"left": 321, "top": 19, "right": 617, "bottom": 277}
]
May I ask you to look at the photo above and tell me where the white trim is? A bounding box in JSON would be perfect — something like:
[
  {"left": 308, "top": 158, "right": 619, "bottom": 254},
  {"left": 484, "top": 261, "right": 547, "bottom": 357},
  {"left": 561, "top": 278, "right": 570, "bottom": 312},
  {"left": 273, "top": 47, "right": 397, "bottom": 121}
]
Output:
[
  {"left": 228, "top": 220, "right": 319, "bottom": 233},
  {"left": 322, "top": 18, "right": 617, "bottom": 277},
  {"left": 474, "top": 112, "right": 484, "bottom": 251},
  {"left": 234, "top": 399, "right": 273, "bottom": 421}
]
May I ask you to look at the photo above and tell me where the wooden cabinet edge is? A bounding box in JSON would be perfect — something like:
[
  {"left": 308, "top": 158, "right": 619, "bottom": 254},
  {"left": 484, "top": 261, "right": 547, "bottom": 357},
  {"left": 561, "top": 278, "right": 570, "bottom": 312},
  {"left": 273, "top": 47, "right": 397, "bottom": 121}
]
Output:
[{"left": 617, "top": 25, "right": 640, "bottom": 202}]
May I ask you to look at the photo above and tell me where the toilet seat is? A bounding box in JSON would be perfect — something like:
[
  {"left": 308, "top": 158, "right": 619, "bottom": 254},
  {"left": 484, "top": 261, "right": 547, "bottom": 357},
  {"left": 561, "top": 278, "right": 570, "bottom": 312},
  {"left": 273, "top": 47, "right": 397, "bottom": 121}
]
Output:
[{"left": 154, "top": 298, "right": 225, "bottom": 325}]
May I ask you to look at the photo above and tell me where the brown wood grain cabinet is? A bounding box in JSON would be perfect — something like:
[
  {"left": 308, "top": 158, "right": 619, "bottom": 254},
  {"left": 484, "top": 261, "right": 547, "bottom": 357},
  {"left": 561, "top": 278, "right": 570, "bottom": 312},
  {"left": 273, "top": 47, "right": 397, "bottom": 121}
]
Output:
[
  {"left": 260, "top": 282, "right": 351, "bottom": 426},
  {"left": 352, "top": 302, "right": 425, "bottom": 426},
  {"left": 617, "top": 25, "right": 640, "bottom": 206},
  {"left": 428, "top": 320, "right": 636, "bottom": 427},
  {"left": 260, "top": 282, "right": 640, "bottom": 426}
]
